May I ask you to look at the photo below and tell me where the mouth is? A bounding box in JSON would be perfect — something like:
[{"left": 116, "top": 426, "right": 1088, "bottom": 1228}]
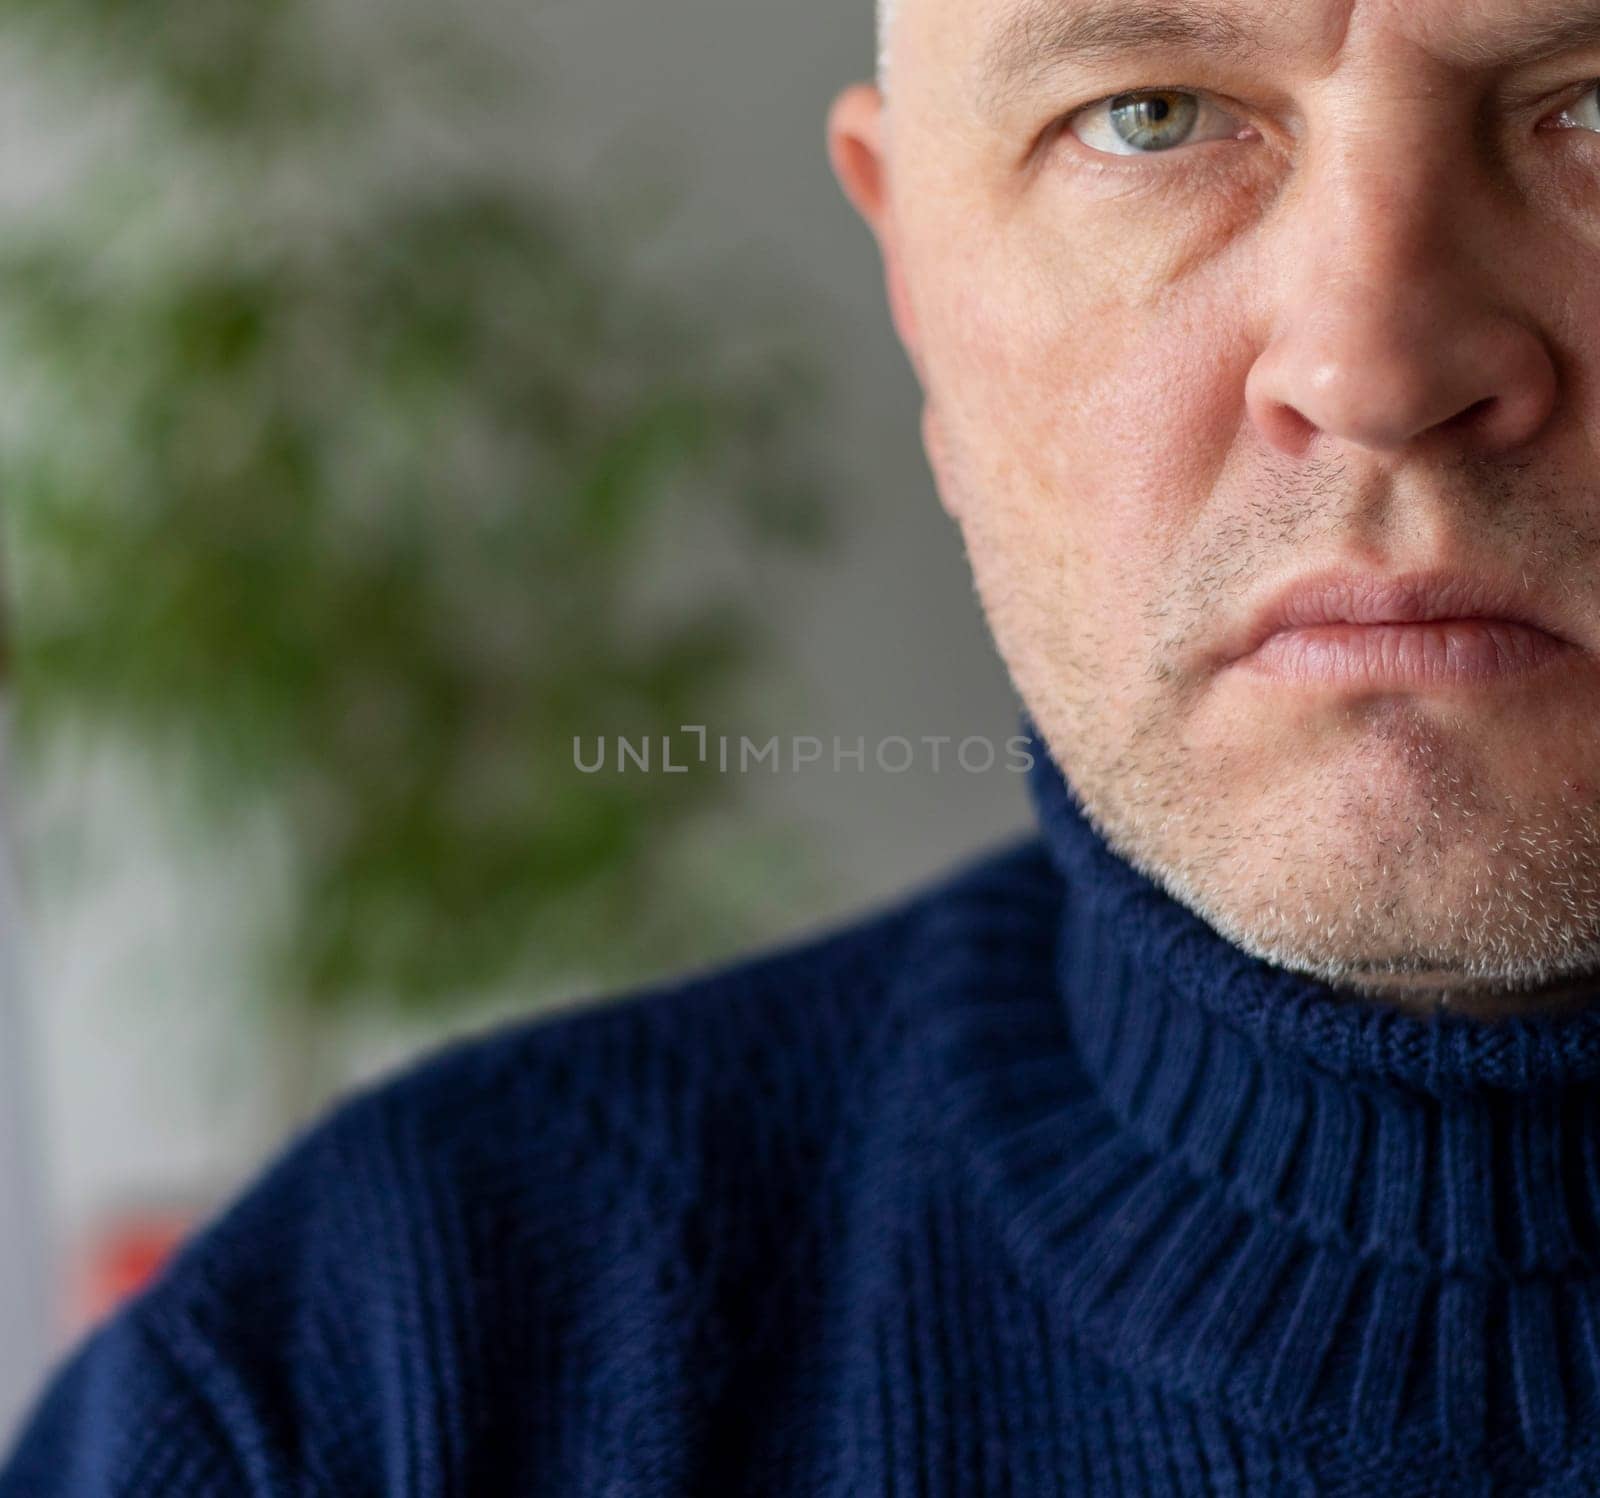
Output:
[{"left": 1224, "top": 568, "right": 1579, "bottom": 688}]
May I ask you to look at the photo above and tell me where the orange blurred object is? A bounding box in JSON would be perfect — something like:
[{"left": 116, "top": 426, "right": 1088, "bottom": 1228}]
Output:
[{"left": 68, "top": 1207, "right": 199, "bottom": 1336}]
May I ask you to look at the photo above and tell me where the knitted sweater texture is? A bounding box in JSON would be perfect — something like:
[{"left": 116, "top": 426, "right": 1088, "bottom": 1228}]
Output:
[{"left": 7, "top": 721, "right": 1600, "bottom": 1495}]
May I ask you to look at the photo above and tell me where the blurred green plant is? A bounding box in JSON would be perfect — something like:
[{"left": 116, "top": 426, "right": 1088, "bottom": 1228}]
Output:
[{"left": 0, "top": 0, "right": 833, "bottom": 1039}]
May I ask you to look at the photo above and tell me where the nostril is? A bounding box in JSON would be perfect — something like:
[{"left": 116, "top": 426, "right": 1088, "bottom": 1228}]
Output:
[
  {"left": 1444, "top": 396, "right": 1497, "bottom": 431},
  {"left": 1250, "top": 395, "right": 1321, "bottom": 459}
]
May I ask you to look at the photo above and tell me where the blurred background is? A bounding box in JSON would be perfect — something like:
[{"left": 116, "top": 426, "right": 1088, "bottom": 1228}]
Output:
[{"left": 0, "top": 0, "right": 1029, "bottom": 1444}]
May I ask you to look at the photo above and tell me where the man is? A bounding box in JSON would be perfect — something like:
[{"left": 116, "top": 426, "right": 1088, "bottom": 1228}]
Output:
[{"left": 8, "top": 0, "right": 1600, "bottom": 1489}]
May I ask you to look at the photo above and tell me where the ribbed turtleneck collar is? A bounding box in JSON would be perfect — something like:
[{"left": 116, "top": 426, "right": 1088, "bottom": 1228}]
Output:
[{"left": 931, "top": 714, "right": 1600, "bottom": 1469}]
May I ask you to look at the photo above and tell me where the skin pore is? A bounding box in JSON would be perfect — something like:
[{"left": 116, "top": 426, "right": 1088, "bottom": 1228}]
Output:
[{"left": 828, "top": 0, "right": 1600, "bottom": 1019}]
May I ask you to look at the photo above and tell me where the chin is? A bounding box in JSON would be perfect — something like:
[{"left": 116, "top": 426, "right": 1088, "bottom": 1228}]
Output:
[{"left": 1180, "top": 829, "right": 1600, "bottom": 999}]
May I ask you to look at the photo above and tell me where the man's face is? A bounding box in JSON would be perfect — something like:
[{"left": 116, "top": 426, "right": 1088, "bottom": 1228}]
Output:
[{"left": 828, "top": 0, "right": 1600, "bottom": 1007}]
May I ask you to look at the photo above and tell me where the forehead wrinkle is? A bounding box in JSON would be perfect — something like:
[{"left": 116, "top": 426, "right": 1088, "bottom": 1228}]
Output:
[
  {"left": 966, "top": 0, "right": 1600, "bottom": 120},
  {"left": 976, "top": 0, "right": 1277, "bottom": 118}
]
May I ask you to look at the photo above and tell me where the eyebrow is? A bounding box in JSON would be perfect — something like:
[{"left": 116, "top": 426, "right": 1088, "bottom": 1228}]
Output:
[
  {"left": 1443, "top": 5, "right": 1600, "bottom": 69},
  {"left": 978, "top": 0, "right": 1264, "bottom": 115}
]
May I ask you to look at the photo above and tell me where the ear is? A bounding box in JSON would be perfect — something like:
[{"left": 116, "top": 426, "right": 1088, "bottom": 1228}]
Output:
[
  {"left": 826, "top": 84, "right": 890, "bottom": 230},
  {"left": 826, "top": 83, "right": 923, "bottom": 377}
]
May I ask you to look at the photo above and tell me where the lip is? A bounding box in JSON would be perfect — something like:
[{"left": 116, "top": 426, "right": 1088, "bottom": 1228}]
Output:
[{"left": 1224, "top": 567, "right": 1578, "bottom": 686}]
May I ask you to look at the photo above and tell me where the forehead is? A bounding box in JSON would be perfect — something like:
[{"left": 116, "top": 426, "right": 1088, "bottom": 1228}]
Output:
[{"left": 900, "top": 0, "right": 1600, "bottom": 110}]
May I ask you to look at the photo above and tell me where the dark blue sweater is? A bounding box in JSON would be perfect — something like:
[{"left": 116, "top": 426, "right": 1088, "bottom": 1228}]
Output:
[{"left": 8, "top": 720, "right": 1600, "bottom": 1494}]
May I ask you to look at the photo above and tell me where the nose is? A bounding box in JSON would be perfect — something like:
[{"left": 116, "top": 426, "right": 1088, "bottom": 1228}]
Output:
[{"left": 1244, "top": 154, "right": 1558, "bottom": 460}]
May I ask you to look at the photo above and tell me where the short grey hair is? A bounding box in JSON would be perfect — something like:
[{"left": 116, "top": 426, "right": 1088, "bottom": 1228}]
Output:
[{"left": 876, "top": 0, "right": 895, "bottom": 88}]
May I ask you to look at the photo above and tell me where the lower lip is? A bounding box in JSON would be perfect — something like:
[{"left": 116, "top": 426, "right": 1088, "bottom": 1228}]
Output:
[{"left": 1236, "top": 619, "right": 1574, "bottom": 687}]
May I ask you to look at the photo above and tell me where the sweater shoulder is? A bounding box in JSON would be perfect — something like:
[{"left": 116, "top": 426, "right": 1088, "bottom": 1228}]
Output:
[
  {"left": 284, "top": 833, "right": 1063, "bottom": 1258},
  {"left": 3, "top": 834, "right": 1058, "bottom": 1495}
]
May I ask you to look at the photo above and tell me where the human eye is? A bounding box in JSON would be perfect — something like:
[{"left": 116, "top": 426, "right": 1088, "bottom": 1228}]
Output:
[
  {"left": 1064, "top": 88, "right": 1254, "bottom": 158},
  {"left": 1546, "top": 80, "right": 1600, "bottom": 133}
]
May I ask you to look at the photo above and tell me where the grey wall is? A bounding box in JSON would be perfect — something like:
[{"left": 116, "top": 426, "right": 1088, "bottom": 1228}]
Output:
[
  {"left": 518, "top": 0, "right": 1032, "bottom": 923},
  {"left": 0, "top": 704, "right": 48, "bottom": 1448}
]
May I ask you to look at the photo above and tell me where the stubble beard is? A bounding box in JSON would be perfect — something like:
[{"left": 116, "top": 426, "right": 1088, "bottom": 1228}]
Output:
[
  {"left": 931, "top": 407, "right": 1600, "bottom": 1016},
  {"left": 1024, "top": 658, "right": 1600, "bottom": 1016}
]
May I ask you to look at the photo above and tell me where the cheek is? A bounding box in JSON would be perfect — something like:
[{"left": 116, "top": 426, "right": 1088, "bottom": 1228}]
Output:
[{"left": 920, "top": 236, "right": 1250, "bottom": 597}]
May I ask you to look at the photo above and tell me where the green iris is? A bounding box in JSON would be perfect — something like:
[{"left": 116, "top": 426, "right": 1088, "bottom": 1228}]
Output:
[{"left": 1108, "top": 91, "right": 1200, "bottom": 152}]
